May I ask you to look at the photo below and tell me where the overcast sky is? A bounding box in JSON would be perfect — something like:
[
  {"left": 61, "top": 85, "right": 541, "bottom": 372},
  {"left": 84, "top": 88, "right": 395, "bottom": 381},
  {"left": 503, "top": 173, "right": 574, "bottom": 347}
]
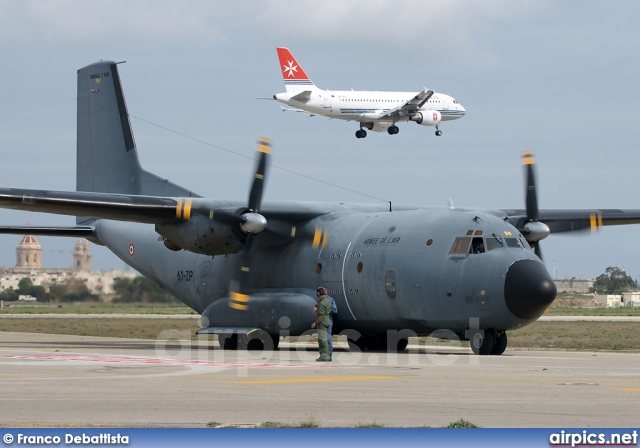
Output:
[{"left": 0, "top": 1, "right": 639, "bottom": 280}]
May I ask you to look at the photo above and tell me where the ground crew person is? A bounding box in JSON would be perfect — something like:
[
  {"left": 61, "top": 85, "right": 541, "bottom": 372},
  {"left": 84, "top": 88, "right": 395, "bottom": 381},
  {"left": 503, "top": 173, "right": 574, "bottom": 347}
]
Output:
[{"left": 311, "top": 286, "right": 332, "bottom": 362}]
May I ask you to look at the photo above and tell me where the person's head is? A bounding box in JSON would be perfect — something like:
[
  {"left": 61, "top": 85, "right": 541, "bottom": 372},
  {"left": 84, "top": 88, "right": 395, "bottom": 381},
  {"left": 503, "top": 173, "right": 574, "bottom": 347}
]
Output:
[{"left": 316, "top": 286, "right": 327, "bottom": 298}]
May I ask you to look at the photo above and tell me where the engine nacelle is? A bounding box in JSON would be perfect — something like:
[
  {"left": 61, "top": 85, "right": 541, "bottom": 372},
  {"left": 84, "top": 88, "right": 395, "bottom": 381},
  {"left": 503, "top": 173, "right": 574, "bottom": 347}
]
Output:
[
  {"left": 156, "top": 215, "right": 244, "bottom": 256},
  {"left": 410, "top": 110, "right": 442, "bottom": 127}
]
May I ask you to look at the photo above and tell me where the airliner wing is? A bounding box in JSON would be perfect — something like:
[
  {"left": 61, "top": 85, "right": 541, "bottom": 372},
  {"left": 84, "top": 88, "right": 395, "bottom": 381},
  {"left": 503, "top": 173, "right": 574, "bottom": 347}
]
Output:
[{"left": 377, "top": 88, "right": 434, "bottom": 120}]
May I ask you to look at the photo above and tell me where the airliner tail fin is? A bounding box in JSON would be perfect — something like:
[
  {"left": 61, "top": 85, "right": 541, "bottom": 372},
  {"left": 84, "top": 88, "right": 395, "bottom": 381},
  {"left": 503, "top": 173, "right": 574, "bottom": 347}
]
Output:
[{"left": 276, "top": 47, "right": 316, "bottom": 92}]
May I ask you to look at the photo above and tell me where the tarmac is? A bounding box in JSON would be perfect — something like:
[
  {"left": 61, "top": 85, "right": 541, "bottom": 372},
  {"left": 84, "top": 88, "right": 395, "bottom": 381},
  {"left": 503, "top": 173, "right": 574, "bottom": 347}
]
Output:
[{"left": 1, "top": 331, "right": 639, "bottom": 428}]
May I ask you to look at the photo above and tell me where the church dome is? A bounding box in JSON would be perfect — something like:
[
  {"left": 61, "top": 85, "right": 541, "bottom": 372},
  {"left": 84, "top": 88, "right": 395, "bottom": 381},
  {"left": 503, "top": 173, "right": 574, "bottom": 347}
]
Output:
[
  {"left": 18, "top": 235, "right": 41, "bottom": 248},
  {"left": 16, "top": 234, "right": 42, "bottom": 268}
]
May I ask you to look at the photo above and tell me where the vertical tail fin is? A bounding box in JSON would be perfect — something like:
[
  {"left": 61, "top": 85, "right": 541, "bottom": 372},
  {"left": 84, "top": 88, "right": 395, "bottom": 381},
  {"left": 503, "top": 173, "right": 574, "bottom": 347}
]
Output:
[
  {"left": 276, "top": 47, "right": 316, "bottom": 92},
  {"left": 76, "top": 61, "right": 198, "bottom": 223}
]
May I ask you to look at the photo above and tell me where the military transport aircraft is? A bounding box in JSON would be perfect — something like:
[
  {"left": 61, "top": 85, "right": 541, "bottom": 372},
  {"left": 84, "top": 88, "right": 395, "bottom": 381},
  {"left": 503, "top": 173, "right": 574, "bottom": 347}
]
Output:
[
  {"left": 1, "top": 61, "right": 640, "bottom": 356},
  {"left": 272, "top": 47, "right": 466, "bottom": 139}
]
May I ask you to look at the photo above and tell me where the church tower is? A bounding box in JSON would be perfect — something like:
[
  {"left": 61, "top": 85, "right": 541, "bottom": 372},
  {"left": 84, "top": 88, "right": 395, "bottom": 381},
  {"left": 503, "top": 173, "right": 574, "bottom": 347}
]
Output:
[
  {"left": 16, "top": 235, "right": 42, "bottom": 269},
  {"left": 72, "top": 239, "right": 92, "bottom": 272}
]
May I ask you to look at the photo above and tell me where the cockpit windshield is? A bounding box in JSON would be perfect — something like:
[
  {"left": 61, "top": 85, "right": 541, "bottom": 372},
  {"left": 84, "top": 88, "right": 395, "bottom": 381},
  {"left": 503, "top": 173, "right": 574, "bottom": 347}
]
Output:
[
  {"left": 449, "top": 231, "right": 526, "bottom": 256},
  {"left": 485, "top": 235, "right": 504, "bottom": 251}
]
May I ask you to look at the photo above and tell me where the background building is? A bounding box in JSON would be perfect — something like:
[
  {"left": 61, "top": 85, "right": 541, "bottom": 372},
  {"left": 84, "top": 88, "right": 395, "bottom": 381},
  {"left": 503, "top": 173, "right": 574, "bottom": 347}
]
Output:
[{"left": 1, "top": 235, "right": 136, "bottom": 296}]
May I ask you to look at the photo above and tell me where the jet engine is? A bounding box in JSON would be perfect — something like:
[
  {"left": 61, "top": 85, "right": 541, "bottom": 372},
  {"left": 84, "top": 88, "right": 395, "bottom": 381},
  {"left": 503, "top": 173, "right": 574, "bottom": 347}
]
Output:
[{"left": 410, "top": 110, "right": 442, "bottom": 127}]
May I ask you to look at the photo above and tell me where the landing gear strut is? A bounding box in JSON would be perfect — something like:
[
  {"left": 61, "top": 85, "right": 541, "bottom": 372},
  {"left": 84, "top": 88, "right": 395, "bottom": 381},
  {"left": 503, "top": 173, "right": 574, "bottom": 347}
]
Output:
[
  {"left": 435, "top": 125, "right": 442, "bottom": 137},
  {"left": 355, "top": 129, "right": 367, "bottom": 139}
]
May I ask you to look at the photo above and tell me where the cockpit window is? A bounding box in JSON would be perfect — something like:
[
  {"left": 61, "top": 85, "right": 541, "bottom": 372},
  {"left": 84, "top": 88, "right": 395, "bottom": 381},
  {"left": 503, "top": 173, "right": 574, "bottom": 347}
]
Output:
[
  {"left": 471, "top": 237, "right": 485, "bottom": 254},
  {"left": 485, "top": 235, "right": 504, "bottom": 251},
  {"left": 505, "top": 237, "right": 521, "bottom": 248},
  {"left": 449, "top": 237, "right": 471, "bottom": 254}
]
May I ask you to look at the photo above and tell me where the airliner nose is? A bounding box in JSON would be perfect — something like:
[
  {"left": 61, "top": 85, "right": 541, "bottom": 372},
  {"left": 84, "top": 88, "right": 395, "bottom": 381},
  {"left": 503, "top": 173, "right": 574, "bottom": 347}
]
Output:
[{"left": 504, "top": 259, "right": 556, "bottom": 320}]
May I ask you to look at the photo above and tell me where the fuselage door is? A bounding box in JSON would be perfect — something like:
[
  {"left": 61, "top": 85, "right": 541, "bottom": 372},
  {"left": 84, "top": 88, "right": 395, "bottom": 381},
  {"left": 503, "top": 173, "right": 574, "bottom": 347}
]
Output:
[{"left": 323, "top": 94, "right": 331, "bottom": 108}]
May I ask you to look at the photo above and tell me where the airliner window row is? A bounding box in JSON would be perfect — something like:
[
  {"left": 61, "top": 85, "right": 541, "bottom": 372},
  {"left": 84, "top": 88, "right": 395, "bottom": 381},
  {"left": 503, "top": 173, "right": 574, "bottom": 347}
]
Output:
[{"left": 341, "top": 99, "right": 442, "bottom": 103}]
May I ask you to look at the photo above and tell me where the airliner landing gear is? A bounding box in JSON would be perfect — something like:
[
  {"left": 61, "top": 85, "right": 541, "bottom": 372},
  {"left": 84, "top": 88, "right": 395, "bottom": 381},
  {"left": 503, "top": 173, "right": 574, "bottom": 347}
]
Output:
[
  {"left": 356, "top": 129, "right": 367, "bottom": 139},
  {"left": 388, "top": 125, "right": 399, "bottom": 135},
  {"left": 435, "top": 126, "right": 442, "bottom": 136}
]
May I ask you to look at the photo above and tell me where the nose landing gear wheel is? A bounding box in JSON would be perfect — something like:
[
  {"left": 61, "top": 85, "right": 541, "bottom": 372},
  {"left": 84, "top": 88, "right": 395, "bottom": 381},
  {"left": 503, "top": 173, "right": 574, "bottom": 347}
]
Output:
[
  {"left": 470, "top": 328, "right": 495, "bottom": 355},
  {"left": 491, "top": 331, "right": 507, "bottom": 355},
  {"left": 435, "top": 127, "right": 442, "bottom": 136}
]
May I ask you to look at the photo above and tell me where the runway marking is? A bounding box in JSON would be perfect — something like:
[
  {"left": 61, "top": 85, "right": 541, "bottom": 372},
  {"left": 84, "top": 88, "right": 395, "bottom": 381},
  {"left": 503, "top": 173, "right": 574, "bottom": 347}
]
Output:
[
  {"left": 1, "top": 354, "right": 329, "bottom": 369},
  {"left": 612, "top": 387, "right": 640, "bottom": 391},
  {"left": 227, "top": 375, "right": 398, "bottom": 384}
]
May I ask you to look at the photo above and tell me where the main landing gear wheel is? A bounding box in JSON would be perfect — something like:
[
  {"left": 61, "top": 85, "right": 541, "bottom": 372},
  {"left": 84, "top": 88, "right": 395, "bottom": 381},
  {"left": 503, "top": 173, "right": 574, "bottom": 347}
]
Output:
[
  {"left": 435, "top": 126, "right": 442, "bottom": 136},
  {"left": 470, "top": 328, "right": 495, "bottom": 355},
  {"left": 356, "top": 129, "right": 367, "bottom": 139},
  {"left": 491, "top": 331, "right": 508, "bottom": 355},
  {"left": 218, "top": 334, "right": 238, "bottom": 350},
  {"left": 243, "top": 331, "right": 279, "bottom": 351},
  {"left": 387, "top": 125, "right": 399, "bottom": 135}
]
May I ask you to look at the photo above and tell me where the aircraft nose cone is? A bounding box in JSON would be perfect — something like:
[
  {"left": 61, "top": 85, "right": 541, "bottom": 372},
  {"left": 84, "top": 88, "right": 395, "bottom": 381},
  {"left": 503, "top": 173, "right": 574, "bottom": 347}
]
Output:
[{"left": 504, "top": 259, "right": 556, "bottom": 320}]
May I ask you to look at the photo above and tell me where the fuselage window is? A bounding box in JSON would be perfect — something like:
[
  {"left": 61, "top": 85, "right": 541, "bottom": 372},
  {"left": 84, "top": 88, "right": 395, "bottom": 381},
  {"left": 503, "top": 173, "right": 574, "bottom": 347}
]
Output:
[{"left": 449, "top": 237, "right": 471, "bottom": 254}]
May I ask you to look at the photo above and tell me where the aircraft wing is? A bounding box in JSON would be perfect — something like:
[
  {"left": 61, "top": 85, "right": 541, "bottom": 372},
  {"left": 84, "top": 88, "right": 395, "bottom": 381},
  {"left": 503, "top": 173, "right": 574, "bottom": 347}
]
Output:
[
  {"left": 497, "top": 208, "right": 640, "bottom": 233},
  {"left": 0, "top": 187, "right": 181, "bottom": 224},
  {"left": 376, "top": 88, "right": 434, "bottom": 120},
  {"left": 0, "top": 226, "right": 95, "bottom": 237},
  {"left": 0, "top": 187, "right": 330, "bottom": 229}
]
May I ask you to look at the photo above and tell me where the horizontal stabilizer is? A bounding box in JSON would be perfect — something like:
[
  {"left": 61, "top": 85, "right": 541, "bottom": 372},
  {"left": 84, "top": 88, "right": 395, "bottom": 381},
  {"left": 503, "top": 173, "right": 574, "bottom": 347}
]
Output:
[{"left": 290, "top": 90, "right": 312, "bottom": 101}]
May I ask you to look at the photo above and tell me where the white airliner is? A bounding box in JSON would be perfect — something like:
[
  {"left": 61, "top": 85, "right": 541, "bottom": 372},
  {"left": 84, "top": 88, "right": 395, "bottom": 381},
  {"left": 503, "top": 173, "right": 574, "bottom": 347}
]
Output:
[{"left": 272, "top": 47, "right": 466, "bottom": 139}]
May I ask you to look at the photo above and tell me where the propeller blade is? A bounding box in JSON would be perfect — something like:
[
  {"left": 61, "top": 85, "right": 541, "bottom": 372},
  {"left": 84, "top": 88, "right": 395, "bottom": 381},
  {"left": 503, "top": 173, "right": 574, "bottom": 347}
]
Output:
[
  {"left": 534, "top": 242, "right": 543, "bottom": 260},
  {"left": 522, "top": 150, "right": 539, "bottom": 222},
  {"left": 248, "top": 137, "right": 271, "bottom": 213},
  {"left": 228, "top": 233, "right": 255, "bottom": 311},
  {"left": 227, "top": 137, "right": 272, "bottom": 311}
]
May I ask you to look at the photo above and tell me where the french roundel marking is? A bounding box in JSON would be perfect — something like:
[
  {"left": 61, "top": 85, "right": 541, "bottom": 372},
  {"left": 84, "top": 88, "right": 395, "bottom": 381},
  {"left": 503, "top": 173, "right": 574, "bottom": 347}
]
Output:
[{"left": 128, "top": 243, "right": 135, "bottom": 256}]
